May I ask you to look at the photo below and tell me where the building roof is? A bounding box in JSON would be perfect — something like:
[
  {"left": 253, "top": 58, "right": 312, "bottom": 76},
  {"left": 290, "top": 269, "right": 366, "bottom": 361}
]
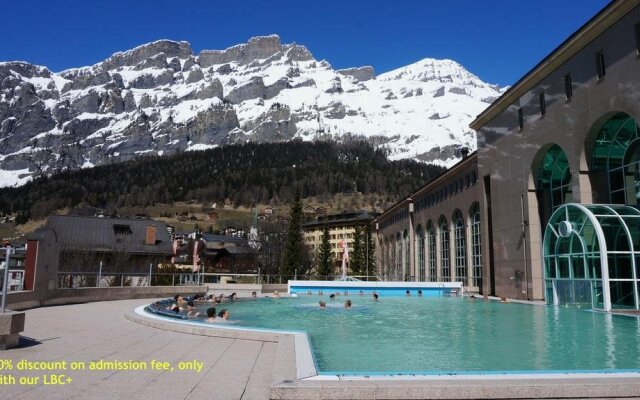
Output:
[
  {"left": 470, "top": 0, "right": 637, "bottom": 130},
  {"left": 200, "top": 234, "right": 247, "bottom": 244},
  {"left": 373, "top": 152, "right": 477, "bottom": 225},
  {"left": 200, "top": 234, "right": 256, "bottom": 255},
  {"left": 39, "top": 215, "right": 173, "bottom": 255},
  {"left": 303, "top": 210, "right": 378, "bottom": 229}
]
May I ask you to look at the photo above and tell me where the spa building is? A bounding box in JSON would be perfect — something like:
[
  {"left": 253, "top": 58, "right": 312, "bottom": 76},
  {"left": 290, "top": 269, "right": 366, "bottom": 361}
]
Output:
[{"left": 373, "top": 0, "right": 640, "bottom": 312}]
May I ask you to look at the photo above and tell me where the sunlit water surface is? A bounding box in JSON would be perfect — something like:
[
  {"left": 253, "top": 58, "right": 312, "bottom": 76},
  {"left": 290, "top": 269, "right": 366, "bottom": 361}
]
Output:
[{"left": 186, "top": 295, "right": 640, "bottom": 374}]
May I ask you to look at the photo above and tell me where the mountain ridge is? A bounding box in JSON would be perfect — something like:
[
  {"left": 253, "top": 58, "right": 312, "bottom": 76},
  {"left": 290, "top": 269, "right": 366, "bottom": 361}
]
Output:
[{"left": 0, "top": 34, "right": 504, "bottom": 187}]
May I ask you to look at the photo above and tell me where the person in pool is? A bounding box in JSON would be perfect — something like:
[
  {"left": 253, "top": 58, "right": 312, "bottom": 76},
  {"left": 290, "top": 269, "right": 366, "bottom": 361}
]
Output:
[
  {"left": 344, "top": 300, "right": 352, "bottom": 309},
  {"left": 218, "top": 309, "right": 230, "bottom": 320},
  {"left": 406, "top": 290, "right": 411, "bottom": 296},
  {"left": 418, "top": 290, "right": 423, "bottom": 297},
  {"left": 373, "top": 293, "right": 379, "bottom": 301},
  {"left": 206, "top": 307, "right": 216, "bottom": 322},
  {"left": 168, "top": 295, "right": 185, "bottom": 312},
  {"left": 329, "top": 294, "right": 336, "bottom": 300},
  {"left": 251, "top": 291, "right": 257, "bottom": 299},
  {"left": 186, "top": 301, "right": 200, "bottom": 317},
  {"left": 319, "top": 301, "right": 326, "bottom": 308}
]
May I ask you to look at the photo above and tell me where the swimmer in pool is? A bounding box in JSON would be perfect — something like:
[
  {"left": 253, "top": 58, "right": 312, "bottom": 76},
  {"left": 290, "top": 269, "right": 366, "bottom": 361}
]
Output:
[{"left": 206, "top": 307, "right": 216, "bottom": 322}]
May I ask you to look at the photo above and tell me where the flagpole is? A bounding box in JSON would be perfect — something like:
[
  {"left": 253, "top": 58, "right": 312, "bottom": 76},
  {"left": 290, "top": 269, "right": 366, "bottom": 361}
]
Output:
[{"left": 341, "top": 239, "right": 349, "bottom": 279}]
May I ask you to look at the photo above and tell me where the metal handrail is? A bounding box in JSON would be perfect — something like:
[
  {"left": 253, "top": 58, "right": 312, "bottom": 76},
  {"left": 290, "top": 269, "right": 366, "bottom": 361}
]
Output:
[{"left": 54, "top": 271, "right": 385, "bottom": 289}]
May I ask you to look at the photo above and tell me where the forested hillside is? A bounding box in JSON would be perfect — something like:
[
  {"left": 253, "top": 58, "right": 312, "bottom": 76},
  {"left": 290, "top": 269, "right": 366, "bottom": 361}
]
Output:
[{"left": 0, "top": 141, "right": 444, "bottom": 223}]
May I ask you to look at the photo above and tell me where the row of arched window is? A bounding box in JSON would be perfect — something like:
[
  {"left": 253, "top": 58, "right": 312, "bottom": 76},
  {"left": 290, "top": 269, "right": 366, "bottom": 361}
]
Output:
[
  {"left": 380, "top": 208, "right": 409, "bottom": 230},
  {"left": 414, "top": 172, "right": 478, "bottom": 213},
  {"left": 379, "top": 203, "right": 482, "bottom": 287}
]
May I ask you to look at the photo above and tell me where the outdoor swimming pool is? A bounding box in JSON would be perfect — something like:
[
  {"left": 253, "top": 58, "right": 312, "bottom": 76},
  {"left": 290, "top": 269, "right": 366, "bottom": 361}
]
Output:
[{"left": 151, "top": 295, "right": 640, "bottom": 375}]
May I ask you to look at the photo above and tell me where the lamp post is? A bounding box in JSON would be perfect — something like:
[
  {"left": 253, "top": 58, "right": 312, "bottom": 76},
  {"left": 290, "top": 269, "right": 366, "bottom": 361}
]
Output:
[
  {"left": 98, "top": 261, "right": 103, "bottom": 288},
  {"left": 1, "top": 246, "right": 14, "bottom": 313}
]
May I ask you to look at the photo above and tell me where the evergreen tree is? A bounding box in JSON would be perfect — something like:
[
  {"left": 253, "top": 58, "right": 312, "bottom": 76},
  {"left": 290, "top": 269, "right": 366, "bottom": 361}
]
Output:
[
  {"left": 350, "top": 225, "right": 365, "bottom": 276},
  {"left": 364, "top": 223, "right": 376, "bottom": 278},
  {"left": 0, "top": 140, "right": 445, "bottom": 223},
  {"left": 316, "top": 225, "right": 333, "bottom": 277},
  {"left": 281, "top": 194, "right": 304, "bottom": 279}
]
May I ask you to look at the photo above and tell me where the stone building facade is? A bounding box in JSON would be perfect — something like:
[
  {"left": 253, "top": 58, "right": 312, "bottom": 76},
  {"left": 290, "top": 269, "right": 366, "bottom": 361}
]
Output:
[{"left": 375, "top": 0, "right": 640, "bottom": 310}]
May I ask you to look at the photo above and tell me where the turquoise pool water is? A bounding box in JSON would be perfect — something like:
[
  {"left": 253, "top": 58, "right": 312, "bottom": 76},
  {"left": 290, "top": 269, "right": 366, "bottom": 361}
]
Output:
[{"left": 186, "top": 296, "right": 640, "bottom": 374}]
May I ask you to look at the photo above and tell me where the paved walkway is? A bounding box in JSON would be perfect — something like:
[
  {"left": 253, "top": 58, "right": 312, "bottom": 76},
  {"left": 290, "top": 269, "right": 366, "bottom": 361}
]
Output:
[{"left": 2, "top": 299, "right": 275, "bottom": 400}]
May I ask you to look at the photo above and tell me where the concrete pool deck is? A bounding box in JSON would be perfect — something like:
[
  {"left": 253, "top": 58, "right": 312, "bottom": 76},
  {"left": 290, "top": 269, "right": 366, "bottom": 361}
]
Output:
[{"left": 3, "top": 298, "right": 640, "bottom": 399}]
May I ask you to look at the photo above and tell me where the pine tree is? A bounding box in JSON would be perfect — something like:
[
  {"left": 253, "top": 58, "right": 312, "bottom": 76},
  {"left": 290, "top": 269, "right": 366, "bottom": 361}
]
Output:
[
  {"left": 364, "top": 223, "right": 376, "bottom": 278},
  {"left": 281, "top": 194, "right": 304, "bottom": 279},
  {"left": 316, "top": 225, "right": 333, "bottom": 277},
  {"left": 350, "top": 225, "right": 365, "bottom": 276}
]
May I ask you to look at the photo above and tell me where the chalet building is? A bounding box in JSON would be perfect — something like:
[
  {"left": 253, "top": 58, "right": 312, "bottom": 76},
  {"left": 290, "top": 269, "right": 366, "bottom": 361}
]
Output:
[
  {"left": 24, "top": 215, "right": 173, "bottom": 291},
  {"left": 200, "top": 234, "right": 257, "bottom": 273}
]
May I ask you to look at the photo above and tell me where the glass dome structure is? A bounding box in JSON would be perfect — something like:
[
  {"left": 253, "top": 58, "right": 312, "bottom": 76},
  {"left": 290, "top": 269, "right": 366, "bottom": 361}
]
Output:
[{"left": 543, "top": 203, "right": 640, "bottom": 311}]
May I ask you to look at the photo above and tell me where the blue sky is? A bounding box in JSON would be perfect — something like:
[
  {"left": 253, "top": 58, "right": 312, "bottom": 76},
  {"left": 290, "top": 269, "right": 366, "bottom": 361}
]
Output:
[{"left": 2, "top": 0, "right": 609, "bottom": 86}]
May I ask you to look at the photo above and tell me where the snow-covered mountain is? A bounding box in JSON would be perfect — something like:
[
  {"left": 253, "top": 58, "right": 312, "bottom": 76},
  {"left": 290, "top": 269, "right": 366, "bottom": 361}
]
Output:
[{"left": 0, "top": 35, "right": 504, "bottom": 187}]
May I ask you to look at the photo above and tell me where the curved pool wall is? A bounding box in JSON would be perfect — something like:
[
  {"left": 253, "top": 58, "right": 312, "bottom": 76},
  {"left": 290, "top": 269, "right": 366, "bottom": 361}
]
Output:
[
  {"left": 132, "top": 304, "right": 319, "bottom": 380},
  {"left": 135, "top": 299, "right": 640, "bottom": 398},
  {"left": 287, "top": 280, "right": 463, "bottom": 296}
]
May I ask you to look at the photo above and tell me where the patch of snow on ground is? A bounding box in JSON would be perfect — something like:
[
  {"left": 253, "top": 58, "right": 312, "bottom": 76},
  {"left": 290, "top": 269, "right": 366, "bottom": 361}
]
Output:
[
  {"left": 0, "top": 168, "right": 32, "bottom": 188},
  {"left": 186, "top": 143, "right": 217, "bottom": 152}
]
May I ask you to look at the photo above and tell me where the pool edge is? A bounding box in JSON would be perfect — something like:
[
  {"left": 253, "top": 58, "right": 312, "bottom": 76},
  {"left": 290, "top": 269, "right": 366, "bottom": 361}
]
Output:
[{"left": 127, "top": 305, "right": 640, "bottom": 399}]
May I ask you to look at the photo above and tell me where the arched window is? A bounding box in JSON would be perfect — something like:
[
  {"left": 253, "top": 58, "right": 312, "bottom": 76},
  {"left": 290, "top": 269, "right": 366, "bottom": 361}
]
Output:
[
  {"left": 592, "top": 112, "right": 640, "bottom": 205},
  {"left": 416, "top": 226, "right": 425, "bottom": 282},
  {"left": 427, "top": 222, "right": 437, "bottom": 282},
  {"left": 454, "top": 210, "right": 467, "bottom": 284},
  {"left": 439, "top": 217, "right": 450, "bottom": 281},
  {"left": 470, "top": 203, "right": 482, "bottom": 288},
  {"left": 536, "top": 144, "right": 572, "bottom": 227}
]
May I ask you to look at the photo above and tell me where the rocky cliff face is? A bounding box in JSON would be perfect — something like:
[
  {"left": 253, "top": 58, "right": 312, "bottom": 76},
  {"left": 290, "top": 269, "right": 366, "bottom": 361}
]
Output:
[{"left": 0, "top": 35, "right": 503, "bottom": 187}]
